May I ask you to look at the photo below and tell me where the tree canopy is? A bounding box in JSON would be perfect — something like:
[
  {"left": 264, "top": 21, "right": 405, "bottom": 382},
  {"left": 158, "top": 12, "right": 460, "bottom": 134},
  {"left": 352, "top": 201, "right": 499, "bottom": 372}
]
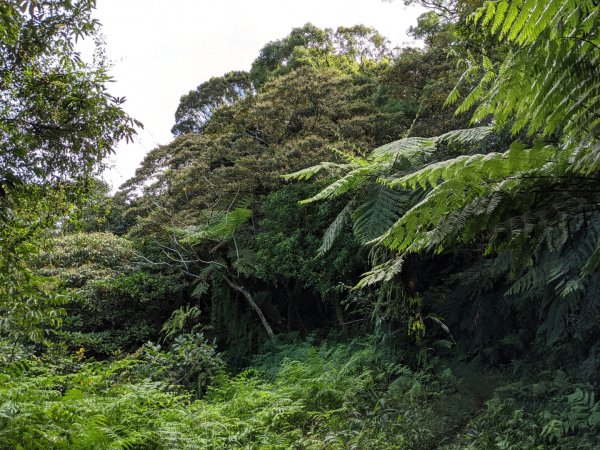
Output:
[{"left": 0, "top": 0, "right": 137, "bottom": 349}]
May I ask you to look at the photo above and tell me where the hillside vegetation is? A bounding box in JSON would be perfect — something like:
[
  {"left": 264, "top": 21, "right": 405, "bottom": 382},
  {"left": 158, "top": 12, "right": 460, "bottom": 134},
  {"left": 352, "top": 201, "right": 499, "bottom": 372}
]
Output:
[{"left": 1, "top": 0, "right": 599, "bottom": 448}]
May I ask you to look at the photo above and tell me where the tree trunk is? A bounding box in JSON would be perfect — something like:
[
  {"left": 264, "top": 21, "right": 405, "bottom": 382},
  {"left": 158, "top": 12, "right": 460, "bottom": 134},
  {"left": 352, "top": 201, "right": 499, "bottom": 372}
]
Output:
[
  {"left": 223, "top": 275, "right": 277, "bottom": 343},
  {"left": 334, "top": 299, "right": 346, "bottom": 331}
]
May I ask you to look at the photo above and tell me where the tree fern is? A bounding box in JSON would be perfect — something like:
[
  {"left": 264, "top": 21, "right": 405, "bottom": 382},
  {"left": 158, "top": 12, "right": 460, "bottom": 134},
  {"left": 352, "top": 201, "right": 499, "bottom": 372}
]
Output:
[
  {"left": 282, "top": 161, "right": 357, "bottom": 181},
  {"left": 299, "top": 165, "right": 378, "bottom": 204},
  {"left": 354, "top": 255, "right": 405, "bottom": 289},
  {"left": 288, "top": 127, "right": 492, "bottom": 255},
  {"left": 386, "top": 142, "right": 558, "bottom": 191},
  {"left": 284, "top": 2, "right": 600, "bottom": 359},
  {"left": 352, "top": 186, "right": 414, "bottom": 244},
  {"left": 455, "top": 0, "right": 599, "bottom": 155},
  {"left": 375, "top": 142, "right": 564, "bottom": 253}
]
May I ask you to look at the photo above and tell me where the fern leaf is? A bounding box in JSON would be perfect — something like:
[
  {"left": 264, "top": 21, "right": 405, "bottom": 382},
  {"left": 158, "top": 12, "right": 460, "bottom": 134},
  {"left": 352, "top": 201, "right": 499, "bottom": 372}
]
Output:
[
  {"left": 353, "top": 185, "right": 414, "bottom": 244},
  {"left": 282, "top": 161, "right": 356, "bottom": 181},
  {"left": 300, "top": 166, "right": 375, "bottom": 204},
  {"left": 318, "top": 202, "right": 353, "bottom": 256},
  {"left": 176, "top": 208, "right": 252, "bottom": 244},
  {"left": 355, "top": 255, "right": 404, "bottom": 289}
]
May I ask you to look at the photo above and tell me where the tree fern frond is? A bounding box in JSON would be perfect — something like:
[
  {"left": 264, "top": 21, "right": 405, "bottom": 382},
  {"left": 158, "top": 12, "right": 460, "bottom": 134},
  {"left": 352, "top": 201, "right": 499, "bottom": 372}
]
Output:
[
  {"left": 354, "top": 254, "right": 404, "bottom": 289},
  {"left": 228, "top": 245, "right": 257, "bottom": 276},
  {"left": 282, "top": 161, "right": 356, "bottom": 181},
  {"left": 506, "top": 266, "right": 546, "bottom": 298},
  {"left": 389, "top": 143, "right": 557, "bottom": 191},
  {"left": 582, "top": 244, "right": 600, "bottom": 276},
  {"left": 434, "top": 126, "right": 492, "bottom": 145},
  {"left": 352, "top": 186, "right": 413, "bottom": 244},
  {"left": 459, "top": 0, "right": 599, "bottom": 150},
  {"left": 317, "top": 201, "right": 354, "bottom": 256},
  {"left": 299, "top": 166, "right": 375, "bottom": 204},
  {"left": 369, "top": 137, "right": 436, "bottom": 162},
  {"left": 176, "top": 208, "right": 253, "bottom": 244}
]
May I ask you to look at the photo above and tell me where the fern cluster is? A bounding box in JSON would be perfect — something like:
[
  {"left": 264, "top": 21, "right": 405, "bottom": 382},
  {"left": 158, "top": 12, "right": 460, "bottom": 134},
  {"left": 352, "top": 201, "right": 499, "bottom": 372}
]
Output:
[
  {"left": 0, "top": 336, "right": 477, "bottom": 449},
  {"left": 287, "top": 1, "right": 600, "bottom": 367},
  {"left": 453, "top": 0, "right": 599, "bottom": 149},
  {"left": 285, "top": 127, "right": 492, "bottom": 254},
  {"left": 443, "top": 371, "right": 600, "bottom": 450}
]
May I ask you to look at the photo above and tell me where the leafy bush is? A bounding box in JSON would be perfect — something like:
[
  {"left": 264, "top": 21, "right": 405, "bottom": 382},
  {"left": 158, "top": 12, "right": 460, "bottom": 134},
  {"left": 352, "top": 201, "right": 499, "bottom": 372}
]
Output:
[
  {"left": 136, "top": 332, "right": 224, "bottom": 395},
  {"left": 39, "top": 233, "right": 185, "bottom": 355}
]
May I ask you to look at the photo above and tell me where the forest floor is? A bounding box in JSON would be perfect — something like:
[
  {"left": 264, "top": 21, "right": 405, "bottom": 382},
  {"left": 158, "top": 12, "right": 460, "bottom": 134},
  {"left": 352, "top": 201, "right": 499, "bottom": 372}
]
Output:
[{"left": 1, "top": 335, "right": 598, "bottom": 449}]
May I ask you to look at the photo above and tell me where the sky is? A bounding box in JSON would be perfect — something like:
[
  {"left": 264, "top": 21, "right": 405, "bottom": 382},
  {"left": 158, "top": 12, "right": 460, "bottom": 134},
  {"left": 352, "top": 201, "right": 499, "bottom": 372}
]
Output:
[{"left": 91, "top": 0, "right": 426, "bottom": 190}]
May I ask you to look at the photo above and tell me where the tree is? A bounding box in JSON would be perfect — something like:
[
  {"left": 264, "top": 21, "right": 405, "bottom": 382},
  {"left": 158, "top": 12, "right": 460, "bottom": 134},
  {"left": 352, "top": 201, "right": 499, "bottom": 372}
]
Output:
[
  {"left": 249, "top": 23, "right": 393, "bottom": 89},
  {"left": 171, "top": 71, "right": 253, "bottom": 136},
  {"left": 114, "top": 21, "right": 479, "bottom": 351},
  {"left": 0, "top": 189, "right": 68, "bottom": 356},
  {"left": 0, "top": 0, "right": 138, "bottom": 188},
  {"left": 0, "top": 0, "right": 138, "bottom": 348},
  {"left": 116, "top": 64, "right": 386, "bottom": 348},
  {"left": 39, "top": 232, "right": 183, "bottom": 355},
  {"left": 255, "top": 184, "right": 366, "bottom": 330}
]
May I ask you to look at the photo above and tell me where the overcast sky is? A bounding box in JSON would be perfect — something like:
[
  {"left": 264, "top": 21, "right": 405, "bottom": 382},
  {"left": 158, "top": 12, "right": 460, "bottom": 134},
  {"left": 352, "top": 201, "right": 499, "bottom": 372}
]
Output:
[{"left": 92, "top": 0, "right": 425, "bottom": 190}]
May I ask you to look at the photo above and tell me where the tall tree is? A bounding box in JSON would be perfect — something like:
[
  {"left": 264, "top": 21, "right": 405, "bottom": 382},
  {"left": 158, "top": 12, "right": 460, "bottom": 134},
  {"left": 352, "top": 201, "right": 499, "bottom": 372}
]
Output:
[
  {"left": 0, "top": 0, "right": 138, "bottom": 187},
  {"left": 171, "top": 71, "right": 253, "bottom": 136},
  {"left": 0, "top": 0, "right": 138, "bottom": 348}
]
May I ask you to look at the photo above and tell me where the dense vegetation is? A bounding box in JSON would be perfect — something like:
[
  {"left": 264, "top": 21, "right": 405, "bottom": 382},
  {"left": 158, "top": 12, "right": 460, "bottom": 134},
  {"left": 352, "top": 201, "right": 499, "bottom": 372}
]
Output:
[{"left": 1, "top": 0, "right": 599, "bottom": 448}]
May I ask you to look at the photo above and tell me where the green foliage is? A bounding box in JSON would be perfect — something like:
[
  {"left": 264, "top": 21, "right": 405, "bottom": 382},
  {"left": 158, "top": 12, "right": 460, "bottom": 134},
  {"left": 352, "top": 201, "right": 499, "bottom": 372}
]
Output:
[
  {"left": 458, "top": 0, "right": 599, "bottom": 150},
  {"left": 287, "top": 126, "right": 492, "bottom": 258},
  {"left": 6, "top": 4, "right": 600, "bottom": 448},
  {"left": 255, "top": 184, "right": 364, "bottom": 293},
  {"left": 0, "top": 0, "right": 137, "bottom": 355},
  {"left": 0, "top": 336, "right": 484, "bottom": 450},
  {"left": 0, "top": 354, "right": 196, "bottom": 449},
  {"left": 250, "top": 23, "right": 392, "bottom": 89},
  {"left": 444, "top": 371, "right": 600, "bottom": 449},
  {"left": 161, "top": 305, "right": 202, "bottom": 341},
  {"left": 0, "top": 188, "right": 69, "bottom": 353},
  {"left": 39, "top": 233, "right": 184, "bottom": 355},
  {"left": 286, "top": 2, "right": 600, "bottom": 380},
  {"left": 136, "top": 332, "right": 224, "bottom": 394},
  {"left": 176, "top": 208, "right": 252, "bottom": 245},
  {"left": 379, "top": 141, "right": 560, "bottom": 253},
  {"left": 0, "top": 0, "right": 138, "bottom": 187},
  {"left": 172, "top": 70, "right": 253, "bottom": 136},
  {"left": 110, "top": 19, "right": 472, "bottom": 353}
]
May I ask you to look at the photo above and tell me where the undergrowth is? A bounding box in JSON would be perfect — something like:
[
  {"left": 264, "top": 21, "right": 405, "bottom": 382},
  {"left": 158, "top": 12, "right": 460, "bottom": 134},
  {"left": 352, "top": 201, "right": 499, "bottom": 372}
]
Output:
[{"left": 1, "top": 336, "right": 598, "bottom": 449}]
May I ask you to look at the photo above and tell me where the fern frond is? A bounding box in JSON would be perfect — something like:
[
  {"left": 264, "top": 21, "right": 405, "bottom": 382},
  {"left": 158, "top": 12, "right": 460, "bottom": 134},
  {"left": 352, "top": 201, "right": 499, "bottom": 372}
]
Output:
[
  {"left": 317, "top": 202, "right": 354, "bottom": 256},
  {"left": 282, "top": 161, "right": 356, "bottom": 181},
  {"left": 370, "top": 137, "right": 436, "bottom": 163},
  {"left": 352, "top": 186, "right": 413, "bottom": 244},
  {"left": 459, "top": 0, "right": 599, "bottom": 153},
  {"left": 389, "top": 143, "right": 557, "bottom": 191},
  {"left": 177, "top": 208, "right": 252, "bottom": 244},
  {"left": 435, "top": 126, "right": 492, "bottom": 145},
  {"left": 300, "top": 166, "right": 376, "bottom": 204},
  {"left": 355, "top": 255, "right": 404, "bottom": 289}
]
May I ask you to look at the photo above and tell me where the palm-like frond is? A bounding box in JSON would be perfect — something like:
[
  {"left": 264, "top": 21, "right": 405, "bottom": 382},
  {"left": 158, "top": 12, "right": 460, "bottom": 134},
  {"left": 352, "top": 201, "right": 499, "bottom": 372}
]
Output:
[
  {"left": 282, "top": 161, "right": 357, "bottom": 181},
  {"left": 177, "top": 208, "right": 253, "bottom": 245},
  {"left": 317, "top": 201, "right": 353, "bottom": 256},
  {"left": 352, "top": 186, "right": 414, "bottom": 244},
  {"left": 295, "top": 128, "right": 490, "bottom": 254},
  {"left": 454, "top": 0, "right": 599, "bottom": 156}
]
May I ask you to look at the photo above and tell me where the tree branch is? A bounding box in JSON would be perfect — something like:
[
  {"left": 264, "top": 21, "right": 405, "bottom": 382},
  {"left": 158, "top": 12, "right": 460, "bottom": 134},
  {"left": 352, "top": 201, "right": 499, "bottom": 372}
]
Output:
[{"left": 222, "top": 275, "right": 277, "bottom": 343}]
